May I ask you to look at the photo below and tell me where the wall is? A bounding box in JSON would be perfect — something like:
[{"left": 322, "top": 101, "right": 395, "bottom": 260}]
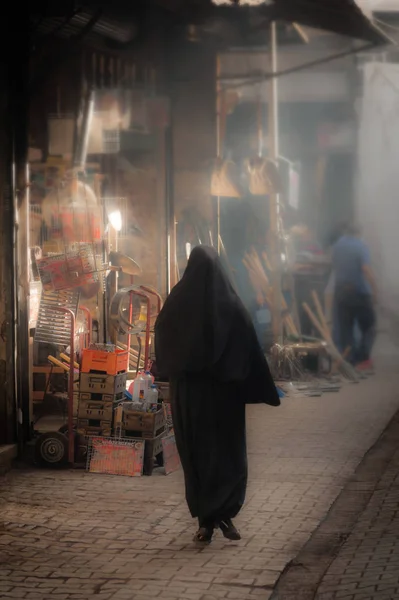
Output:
[
  {"left": 225, "top": 101, "right": 356, "bottom": 243},
  {"left": 169, "top": 44, "right": 216, "bottom": 223},
  {"left": 356, "top": 61, "right": 399, "bottom": 342},
  {"left": 0, "top": 57, "right": 17, "bottom": 445},
  {"left": 0, "top": 60, "right": 8, "bottom": 443}
]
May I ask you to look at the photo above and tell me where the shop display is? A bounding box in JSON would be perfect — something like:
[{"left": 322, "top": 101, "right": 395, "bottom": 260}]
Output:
[
  {"left": 34, "top": 289, "right": 80, "bottom": 346},
  {"left": 19, "top": 48, "right": 170, "bottom": 474},
  {"left": 36, "top": 244, "right": 102, "bottom": 292},
  {"left": 41, "top": 179, "right": 103, "bottom": 246},
  {"left": 77, "top": 346, "right": 128, "bottom": 437},
  {"left": 32, "top": 286, "right": 169, "bottom": 474}
]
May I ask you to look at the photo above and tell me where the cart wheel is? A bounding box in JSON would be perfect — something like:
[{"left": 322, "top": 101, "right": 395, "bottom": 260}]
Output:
[
  {"left": 35, "top": 432, "right": 68, "bottom": 468},
  {"left": 155, "top": 451, "right": 164, "bottom": 467},
  {"left": 57, "top": 427, "right": 87, "bottom": 464}
]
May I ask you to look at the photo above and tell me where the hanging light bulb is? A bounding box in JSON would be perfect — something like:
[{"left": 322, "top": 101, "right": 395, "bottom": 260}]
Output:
[{"left": 108, "top": 210, "right": 122, "bottom": 232}]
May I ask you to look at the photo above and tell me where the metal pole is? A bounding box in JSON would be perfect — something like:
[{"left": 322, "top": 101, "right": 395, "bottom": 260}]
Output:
[
  {"left": 108, "top": 225, "right": 118, "bottom": 345},
  {"left": 165, "top": 125, "right": 175, "bottom": 292},
  {"left": 268, "top": 21, "right": 283, "bottom": 344},
  {"left": 127, "top": 286, "right": 133, "bottom": 371},
  {"left": 67, "top": 312, "right": 76, "bottom": 465},
  {"left": 10, "top": 24, "right": 31, "bottom": 449},
  {"left": 216, "top": 54, "right": 221, "bottom": 254},
  {"left": 79, "top": 306, "right": 92, "bottom": 348},
  {"left": 52, "top": 306, "right": 76, "bottom": 465},
  {"left": 131, "top": 289, "right": 151, "bottom": 370}
]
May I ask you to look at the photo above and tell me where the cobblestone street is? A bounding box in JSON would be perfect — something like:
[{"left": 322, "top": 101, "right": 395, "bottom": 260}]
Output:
[
  {"left": 1, "top": 365, "right": 399, "bottom": 600},
  {"left": 316, "top": 441, "right": 399, "bottom": 600}
]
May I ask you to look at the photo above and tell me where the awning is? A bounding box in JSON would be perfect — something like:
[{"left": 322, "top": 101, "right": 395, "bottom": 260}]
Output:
[
  {"left": 156, "top": 0, "right": 389, "bottom": 44},
  {"left": 268, "top": 0, "right": 388, "bottom": 44},
  {"left": 29, "top": 0, "right": 390, "bottom": 49}
]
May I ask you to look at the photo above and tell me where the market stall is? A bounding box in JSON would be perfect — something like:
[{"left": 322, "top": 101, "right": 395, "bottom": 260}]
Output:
[
  {"left": 11, "top": 0, "right": 387, "bottom": 471},
  {"left": 27, "top": 51, "right": 179, "bottom": 475}
]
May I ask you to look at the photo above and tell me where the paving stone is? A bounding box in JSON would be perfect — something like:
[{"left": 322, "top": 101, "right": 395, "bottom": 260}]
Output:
[
  {"left": 316, "top": 443, "right": 399, "bottom": 600},
  {"left": 1, "top": 371, "right": 399, "bottom": 600}
]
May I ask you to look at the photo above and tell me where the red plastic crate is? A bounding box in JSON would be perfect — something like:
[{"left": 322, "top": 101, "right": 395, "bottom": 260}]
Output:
[{"left": 81, "top": 348, "right": 128, "bottom": 375}]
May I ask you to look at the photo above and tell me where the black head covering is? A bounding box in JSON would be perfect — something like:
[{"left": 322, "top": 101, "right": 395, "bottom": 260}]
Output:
[{"left": 155, "top": 245, "right": 279, "bottom": 406}]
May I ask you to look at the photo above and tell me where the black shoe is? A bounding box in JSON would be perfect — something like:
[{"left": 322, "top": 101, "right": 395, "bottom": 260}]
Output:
[
  {"left": 193, "top": 525, "right": 214, "bottom": 545},
  {"left": 219, "top": 519, "right": 241, "bottom": 541}
]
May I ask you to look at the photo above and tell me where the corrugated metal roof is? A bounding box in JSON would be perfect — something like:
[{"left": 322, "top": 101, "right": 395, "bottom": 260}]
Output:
[
  {"left": 29, "top": 0, "right": 389, "bottom": 47},
  {"left": 269, "top": 0, "right": 387, "bottom": 44},
  {"left": 155, "top": 0, "right": 388, "bottom": 43},
  {"left": 31, "top": 9, "right": 137, "bottom": 44}
]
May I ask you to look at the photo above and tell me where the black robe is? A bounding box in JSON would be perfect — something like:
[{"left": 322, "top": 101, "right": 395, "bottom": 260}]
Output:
[{"left": 155, "top": 245, "right": 280, "bottom": 526}]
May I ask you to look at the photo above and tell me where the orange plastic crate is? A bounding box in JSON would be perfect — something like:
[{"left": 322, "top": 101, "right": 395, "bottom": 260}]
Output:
[{"left": 81, "top": 348, "right": 128, "bottom": 374}]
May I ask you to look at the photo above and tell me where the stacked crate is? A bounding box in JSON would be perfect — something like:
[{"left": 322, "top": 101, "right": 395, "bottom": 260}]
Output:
[
  {"left": 77, "top": 348, "right": 128, "bottom": 437},
  {"left": 114, "top": 405, "right": 166, "bottom": 475}
]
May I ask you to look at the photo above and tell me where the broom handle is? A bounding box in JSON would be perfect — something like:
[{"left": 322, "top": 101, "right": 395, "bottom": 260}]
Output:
[
  {"left": 262, "top": 251, "right": 272, "bottom": 272},
  {"left": 311, "top": 290, "right": 331, "bottom": 341},
  {"left": 302, "top": 301, "right": 344, "bottom": 369},
  {"left": 302, "top": 302, "right": 326, "bottom": 341},
  {"left": 263, "top": 249, "right": 299, "bottom": 335},
  {"left": 335, "top": 346, "right": 352, "bottom": 371},
  {"left": 303, "top": 302, "right": 356, "bottom": 375}
]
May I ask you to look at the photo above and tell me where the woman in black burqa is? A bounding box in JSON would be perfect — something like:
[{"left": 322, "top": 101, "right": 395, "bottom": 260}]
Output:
[{"left": 155, "top": 245, "right": 280, "bottom": 544}]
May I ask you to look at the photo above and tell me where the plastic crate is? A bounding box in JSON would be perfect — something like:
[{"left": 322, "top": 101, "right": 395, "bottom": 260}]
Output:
[
  {"left": 81, "top": 348, "right": 128, "bottom": 375},
  {"left": 80, "top": 372, "right": 127, "bottom": 395},
  {"left": 118, "top": 406, "right": 165, "bottom": 439},
  {"left": 79, "top": 391, "right": 124, "bottom": 404},
  {"left": 77, "top": 419, "right": 112, "bottom": 437},
  {"left": 77, "top": 398, "right": 114, "bottom": 422}
]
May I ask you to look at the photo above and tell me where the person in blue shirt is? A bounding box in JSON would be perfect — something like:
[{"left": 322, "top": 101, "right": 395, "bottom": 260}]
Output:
[{"left": 332, "top": 224, "right": 377, "bottom": 370}]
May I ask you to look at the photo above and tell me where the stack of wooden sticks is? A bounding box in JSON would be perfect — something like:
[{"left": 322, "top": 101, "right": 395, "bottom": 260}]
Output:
[
  {"left": 243, "top": 249, "right": 358, "bottom": 382},
  {"left": 242, "top": 248, "right": 299, "bottom": 337},
  {"left": 303, "top": 292, "right": 358, "bottom": 381}
]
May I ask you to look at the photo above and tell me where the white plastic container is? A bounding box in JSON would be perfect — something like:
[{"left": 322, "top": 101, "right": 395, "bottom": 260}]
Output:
[
  {"left": 128, "top": 370, "right": 144, "bottom": 394},
  {"left": 132, "top": 374, "right": 147, "bottom": 402},
  {"left": 147, "top": 385, "right": 159, "bottom": 410},
  {"left": 143, "top": 371, "right": 154, "bottom": 397}
]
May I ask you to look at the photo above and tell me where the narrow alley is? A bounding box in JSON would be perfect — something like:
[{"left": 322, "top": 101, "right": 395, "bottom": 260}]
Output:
[{"left": 1, "top": 363, "right": 399, "bottom": 600}]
